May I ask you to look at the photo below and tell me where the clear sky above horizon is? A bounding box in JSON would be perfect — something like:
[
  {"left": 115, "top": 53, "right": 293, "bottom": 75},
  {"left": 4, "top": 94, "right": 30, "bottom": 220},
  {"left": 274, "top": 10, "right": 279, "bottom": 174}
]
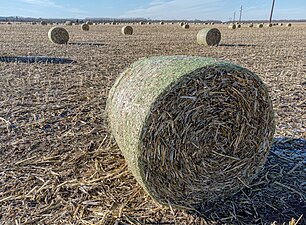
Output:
[{"left": 0, "top": 0, "right": 305, "bottom": 21}]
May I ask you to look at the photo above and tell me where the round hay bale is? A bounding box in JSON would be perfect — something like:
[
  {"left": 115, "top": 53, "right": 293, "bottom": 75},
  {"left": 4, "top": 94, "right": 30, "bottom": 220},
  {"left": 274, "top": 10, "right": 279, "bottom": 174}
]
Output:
[
  {"left": 197, "top": 28, "right": 221, "bottom": 46},
  {"left": 81, "top": 23, "right": 90, "bottom": 31},
  {"left": 160, "top": 21, "right": 164, "bottom": 25},
  {"left": 267, "top": 23, "right": 273, "bottom": 27},
  {"left": 182, "top": 24, "right": 190, "bottom": 29},
  {"left": 229, "top": 24, "right": 236, "bottom": 29},
  {"left": 249, "top": 23, "right": 254, "bottom": 27},
  {"left": 107, "top": 55, "right": 275, "bottom": 208},
  {"left": 179, "top": 22, "right": 184, "bottom": 26},
  {"left": 48, "top": 26, "right": 69, "bottom": 44},
  {"left": 86, "top": 21, "right": 93, "bottom": 25},
  {"left": 279, "top": 23, "right": 283, "bottom": 26},
  {"left": 286, "top": 23, "right": 292, "bottom": 27},
  {"left": 257, "top": 23, "right": 263, "bottom": 28},
  {"left": 40, "top": 21, "right": 47, "bottom": 25},
  {"left": 121, "top": 25, "right": 133, "bottom": 35},
  {"left": 65, "top": 21, "right": 72, "bottom": 26},
  {"left": 237, "top": 24, "right": 241, "bottom": 28},
  {"left": 210, "top": 22, "right": 214, "bottom": 25}
]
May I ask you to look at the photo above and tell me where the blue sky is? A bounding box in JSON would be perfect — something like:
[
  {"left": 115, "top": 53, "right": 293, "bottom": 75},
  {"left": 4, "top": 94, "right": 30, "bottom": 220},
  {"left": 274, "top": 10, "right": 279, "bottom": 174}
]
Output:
[{"left": 0, "top": 0, "right": 305, "bottom": 21}]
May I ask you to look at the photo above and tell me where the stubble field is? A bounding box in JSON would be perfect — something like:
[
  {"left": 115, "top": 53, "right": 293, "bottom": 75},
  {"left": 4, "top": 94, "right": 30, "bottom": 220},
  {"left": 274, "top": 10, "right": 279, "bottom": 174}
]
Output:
[{"left": 0, "top": 22, "right": 305, "bottom": 225}]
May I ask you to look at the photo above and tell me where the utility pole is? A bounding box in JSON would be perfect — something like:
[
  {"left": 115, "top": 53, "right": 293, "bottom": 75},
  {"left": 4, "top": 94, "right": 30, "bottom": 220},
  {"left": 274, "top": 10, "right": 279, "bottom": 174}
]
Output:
[
  {"left": 233, "top": 12, "right": 236, "bottom": 23},
  {"left": 269, "top": 0, "right": 276, "bottom": 24},
  {"left": 239, "top": 5, "right": 243, "bottom": 23}
]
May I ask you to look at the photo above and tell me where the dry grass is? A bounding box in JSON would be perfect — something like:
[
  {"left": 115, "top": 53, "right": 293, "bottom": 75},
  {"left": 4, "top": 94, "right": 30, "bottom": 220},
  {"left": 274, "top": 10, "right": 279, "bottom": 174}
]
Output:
[{"left": 0, "top": 22, "right": 305, "bottom": 225}]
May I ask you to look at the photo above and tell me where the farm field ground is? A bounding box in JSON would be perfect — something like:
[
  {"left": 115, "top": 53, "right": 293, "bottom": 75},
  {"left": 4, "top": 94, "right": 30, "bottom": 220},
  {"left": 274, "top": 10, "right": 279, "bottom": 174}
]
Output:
[{"left": 0, "top": 23, "right": 305, "bottom": 224}]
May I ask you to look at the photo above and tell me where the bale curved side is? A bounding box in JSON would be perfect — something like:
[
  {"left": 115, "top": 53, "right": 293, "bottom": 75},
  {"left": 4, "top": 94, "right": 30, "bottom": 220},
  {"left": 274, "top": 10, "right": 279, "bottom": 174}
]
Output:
[
  {"left": 197, "top": 28, "right": 221, "bottom": 46},
  {"left": 48, "top": 27, "right": 69, "bottom": 44},
  {"left": 107, "top": 56, "right": 275, "bottom": 209}
]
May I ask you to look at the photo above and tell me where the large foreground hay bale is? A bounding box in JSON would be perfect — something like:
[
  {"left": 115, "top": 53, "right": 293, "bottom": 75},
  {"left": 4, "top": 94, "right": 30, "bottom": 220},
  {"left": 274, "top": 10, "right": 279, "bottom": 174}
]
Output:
[
  {"left": 197, "top": 28, "right": 221, "bottom": 46},
  {"left": 48, "top": 27, "right": 69, "bottom": 44},
  {"left": 81, "top": 23, "right": 90, "bottom": 31},
  {"left": 107, "top": 55, "right": 275, "bottom": 209},
  {"left": 121, "top": 25, "right": 133, "bottom": 35}
]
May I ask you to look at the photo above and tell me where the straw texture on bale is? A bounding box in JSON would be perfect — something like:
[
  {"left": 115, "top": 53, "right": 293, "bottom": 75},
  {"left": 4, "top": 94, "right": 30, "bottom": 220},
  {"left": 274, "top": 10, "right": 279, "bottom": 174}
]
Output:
[
  {"left": 197, "top": 28, "right": 221, "bottom": 46},
  {"left": 48, "top": 27, "right": 69, "bottom": 44},
  {"left": 107, "top": 55, "right": 275, "bottom": 209},
  {"left": 121, "top": 26, "right": 133, "bottom": 35},
  {"left": 182, "top": 24, "right": 190, "bottom": 29},
  {"left": 81, "top": 23, "right": 90, "bottom": 31}
]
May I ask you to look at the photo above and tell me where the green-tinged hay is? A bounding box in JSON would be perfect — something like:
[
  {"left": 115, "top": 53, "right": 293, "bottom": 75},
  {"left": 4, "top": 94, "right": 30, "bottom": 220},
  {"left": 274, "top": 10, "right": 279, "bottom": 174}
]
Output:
[
  {"left": 229, "top": 24, "right": 236, "bottom": 29},
  {"left": 182, "top": 24, "right": 190, "bottom": 29},
  {"left": 40, "top": 21, "right": 47, "bottom": 25},
  {"left": 197, "top": 28, "right": 221, "bottom": 46},
  {"left": 81, "top": 23, "right": 90, "bottom": 31},
  {"left": 249, "top": 23, "right": 254, "bottom": 27},
  {"left": 257, "top": 23, "right": 263, "bottom": 28},
  {"left": 286, "top": 23, "right": 292, "bottom": 27},
  {"left": 121, "top": 25, "right": 133, "bottom": 35},
  {"left": 107, "top": 55, "right": 275, "bottom": 209},
  {"left": 48, "top": 26, "right": 69, "bottom": 44}
]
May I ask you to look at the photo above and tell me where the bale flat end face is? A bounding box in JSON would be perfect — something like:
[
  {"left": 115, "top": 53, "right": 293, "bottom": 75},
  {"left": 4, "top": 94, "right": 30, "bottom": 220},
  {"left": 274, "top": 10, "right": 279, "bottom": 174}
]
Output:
[
  {"left": 107, "top": 56, "right": 275, "bottom": 209},
  {"left": 121, "top": 26, "right": 133, "bottom": 35},
  {"left": 197, "top": 28, "right": 221, "bottom": 46},
  {"left": 48, "top": 27, "right": 69, "bottom": 44}
]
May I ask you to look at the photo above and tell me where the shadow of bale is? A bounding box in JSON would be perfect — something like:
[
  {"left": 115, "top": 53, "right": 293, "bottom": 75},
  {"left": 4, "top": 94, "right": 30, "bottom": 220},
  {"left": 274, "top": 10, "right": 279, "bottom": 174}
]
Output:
[
  {"left": 68, "top": 42, "right": 105, "bottom": 46},
  {"left": 0, "top": 56, "right": 76, "bottom": 64},
  {"left": 192, "top": 137, "right": 306, "bottom": 225},
  {"left": 219, "top": 43, "right": 256, "bottom": 47}
]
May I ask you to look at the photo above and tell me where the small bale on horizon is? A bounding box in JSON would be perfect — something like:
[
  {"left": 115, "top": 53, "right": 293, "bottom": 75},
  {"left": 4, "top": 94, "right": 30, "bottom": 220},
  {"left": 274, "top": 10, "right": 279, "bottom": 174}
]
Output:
[
  {"left": 48, "top": 26, "right": 69, "bottom": 44},
  {"left": 121, "top": 26, "right": 133, "bottom": 35}
]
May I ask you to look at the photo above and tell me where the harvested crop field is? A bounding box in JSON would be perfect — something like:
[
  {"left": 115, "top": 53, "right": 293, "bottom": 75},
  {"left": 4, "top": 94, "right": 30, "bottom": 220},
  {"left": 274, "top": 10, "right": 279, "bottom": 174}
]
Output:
[{"left": 0, "top": 23, "right": 305, "bottom": 225}]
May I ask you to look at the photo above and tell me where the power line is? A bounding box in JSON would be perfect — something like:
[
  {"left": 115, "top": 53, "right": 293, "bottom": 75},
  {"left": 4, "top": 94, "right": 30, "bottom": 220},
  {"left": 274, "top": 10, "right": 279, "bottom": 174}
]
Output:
[
  {"left": 269, "top": 0, "right": 276, "bottom": 24},
  {"left": 239, "top": 5, "right": 243, "bottom": 23}
]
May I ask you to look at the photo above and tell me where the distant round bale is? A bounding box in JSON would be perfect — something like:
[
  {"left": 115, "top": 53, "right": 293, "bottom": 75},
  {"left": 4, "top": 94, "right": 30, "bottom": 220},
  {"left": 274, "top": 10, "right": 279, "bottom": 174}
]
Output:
[
  {"left": 182, "top": 24, "right": 190, "bottom": 29},
  {"left": 121, "top": 25, "right": 133, "bottom": 35},
  {"left": 210, "top": 22, "right": 214, "bottom": 25},
  {"left": 257, "top": 23, "right": 263, "bottom": 28},
  {"left": 229, "top": 24, "right": 236, "bottom": 29},
  {"left": 48, "top": 26, "right": 69, "bottom": 44},
  {"left": 107, "top": 55, "right": 275, "bottom": 209},
  {"left": 197, "top": 28, "right": 221, "bottom": 46},
  {"left": 86, "top": 21, "right": 93, "bottom": 25},
  {"left": 160, "top": 21, "right": 164, "bottom": 25},
  {"left": 249, "top": 23, "right": 254, "bottom": 27},
  {"left": 279, "top": 23, "right": 283, "bottom": 26},
  {"left": 65, "top": 21, "right": 72, "bottom": 26},
  {"left": 286, "top": 23, "right": 292, "bottom": 27},
  {"left": 267, "top": 23, "right": 273, "bottom": 27},
  {"left": 237, "top": 24, "right": 241, "bottom": 28},
  {"left": 81, "top": 23, "right": 90, "bottom": 31},
  {"left": 40, "top": 21, "right": 47, "bottom": 25},
  {"left": 179, "top": 22, "right": 184, "bottom": 26}
]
